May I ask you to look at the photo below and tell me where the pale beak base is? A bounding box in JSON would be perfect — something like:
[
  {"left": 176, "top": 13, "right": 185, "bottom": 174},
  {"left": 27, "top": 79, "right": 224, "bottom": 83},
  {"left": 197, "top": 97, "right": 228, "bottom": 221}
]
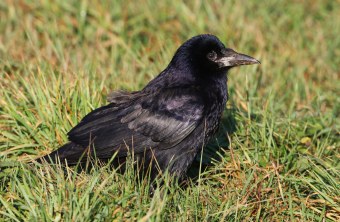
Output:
[{"left": 217, "top": 52, "right": 260, "bottom": 68}]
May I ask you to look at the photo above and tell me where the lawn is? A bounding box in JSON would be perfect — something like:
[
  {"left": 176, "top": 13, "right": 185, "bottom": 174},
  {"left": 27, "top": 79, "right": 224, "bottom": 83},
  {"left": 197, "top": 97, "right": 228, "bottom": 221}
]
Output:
[{"left": 0, "top": 0, "right": 339, "bottom": 221}]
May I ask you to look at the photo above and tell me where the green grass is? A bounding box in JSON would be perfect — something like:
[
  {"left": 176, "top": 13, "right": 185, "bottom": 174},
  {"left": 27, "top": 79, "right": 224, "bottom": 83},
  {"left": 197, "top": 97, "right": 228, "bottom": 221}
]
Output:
[{"left": 0, "top": 0, "right": 339, "bottom": 221}]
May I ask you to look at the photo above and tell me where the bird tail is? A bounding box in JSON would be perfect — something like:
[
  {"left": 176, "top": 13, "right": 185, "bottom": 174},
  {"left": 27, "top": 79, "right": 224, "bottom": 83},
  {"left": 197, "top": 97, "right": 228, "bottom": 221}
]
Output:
[{"left": 36, "top": 142, "right": 86, "bottom": 165}]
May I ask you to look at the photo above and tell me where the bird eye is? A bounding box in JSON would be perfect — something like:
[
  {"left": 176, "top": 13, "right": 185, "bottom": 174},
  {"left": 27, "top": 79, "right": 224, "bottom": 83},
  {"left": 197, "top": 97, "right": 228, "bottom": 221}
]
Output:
[{"left": 207, "top": 51, "right": 217, "bottom": 60}]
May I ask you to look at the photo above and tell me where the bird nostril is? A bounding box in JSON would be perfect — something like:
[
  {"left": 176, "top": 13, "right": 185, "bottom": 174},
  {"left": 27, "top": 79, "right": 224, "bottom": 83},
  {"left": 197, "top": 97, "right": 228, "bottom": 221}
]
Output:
[{"left": 221, "top": 48, "right": 235, "bottom": 56}]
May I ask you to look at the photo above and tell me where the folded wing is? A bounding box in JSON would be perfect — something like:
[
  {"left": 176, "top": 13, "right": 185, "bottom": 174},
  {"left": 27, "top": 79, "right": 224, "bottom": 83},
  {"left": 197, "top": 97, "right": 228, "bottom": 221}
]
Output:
[{"left": 67, "top": 87, "right": 205, "bottom": 158}]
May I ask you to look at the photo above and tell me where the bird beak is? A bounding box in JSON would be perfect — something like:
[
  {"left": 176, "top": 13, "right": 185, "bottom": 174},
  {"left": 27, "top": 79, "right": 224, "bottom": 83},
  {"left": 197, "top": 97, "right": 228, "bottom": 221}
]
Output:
[{"left": 217, "top": 50, "right": 260, "bottom": 68}]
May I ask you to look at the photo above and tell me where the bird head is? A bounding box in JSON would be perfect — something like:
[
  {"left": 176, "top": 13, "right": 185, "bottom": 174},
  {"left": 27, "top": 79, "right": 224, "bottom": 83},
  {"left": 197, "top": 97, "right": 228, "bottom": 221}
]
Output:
[{"left": 171, "top": 34, "right": 260, "bottom": 76}]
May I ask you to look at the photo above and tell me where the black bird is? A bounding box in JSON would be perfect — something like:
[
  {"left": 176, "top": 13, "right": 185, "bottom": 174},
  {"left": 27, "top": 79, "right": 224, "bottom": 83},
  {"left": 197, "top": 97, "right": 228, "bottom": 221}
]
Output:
[{"left": 39, "top": 34, "right": 259, "bottom": 181}]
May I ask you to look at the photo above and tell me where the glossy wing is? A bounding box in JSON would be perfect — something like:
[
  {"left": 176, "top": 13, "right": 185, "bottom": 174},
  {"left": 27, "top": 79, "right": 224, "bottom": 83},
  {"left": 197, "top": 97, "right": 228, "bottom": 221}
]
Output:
[{"left": 67, "top": 87, "right": 204, "bottom": 157}]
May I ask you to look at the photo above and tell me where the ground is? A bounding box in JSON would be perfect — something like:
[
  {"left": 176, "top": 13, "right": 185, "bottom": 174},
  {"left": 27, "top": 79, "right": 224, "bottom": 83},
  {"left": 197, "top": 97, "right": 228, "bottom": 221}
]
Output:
[{"left": 0, "top": 0, "right": 339, "bottom": 221}]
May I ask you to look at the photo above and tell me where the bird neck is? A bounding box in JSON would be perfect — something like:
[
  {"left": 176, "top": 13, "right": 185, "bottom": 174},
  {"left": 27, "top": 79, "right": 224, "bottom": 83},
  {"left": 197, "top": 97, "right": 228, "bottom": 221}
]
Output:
[{"left": 143, "top": 61, "right": 228, "bottom": 98}]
